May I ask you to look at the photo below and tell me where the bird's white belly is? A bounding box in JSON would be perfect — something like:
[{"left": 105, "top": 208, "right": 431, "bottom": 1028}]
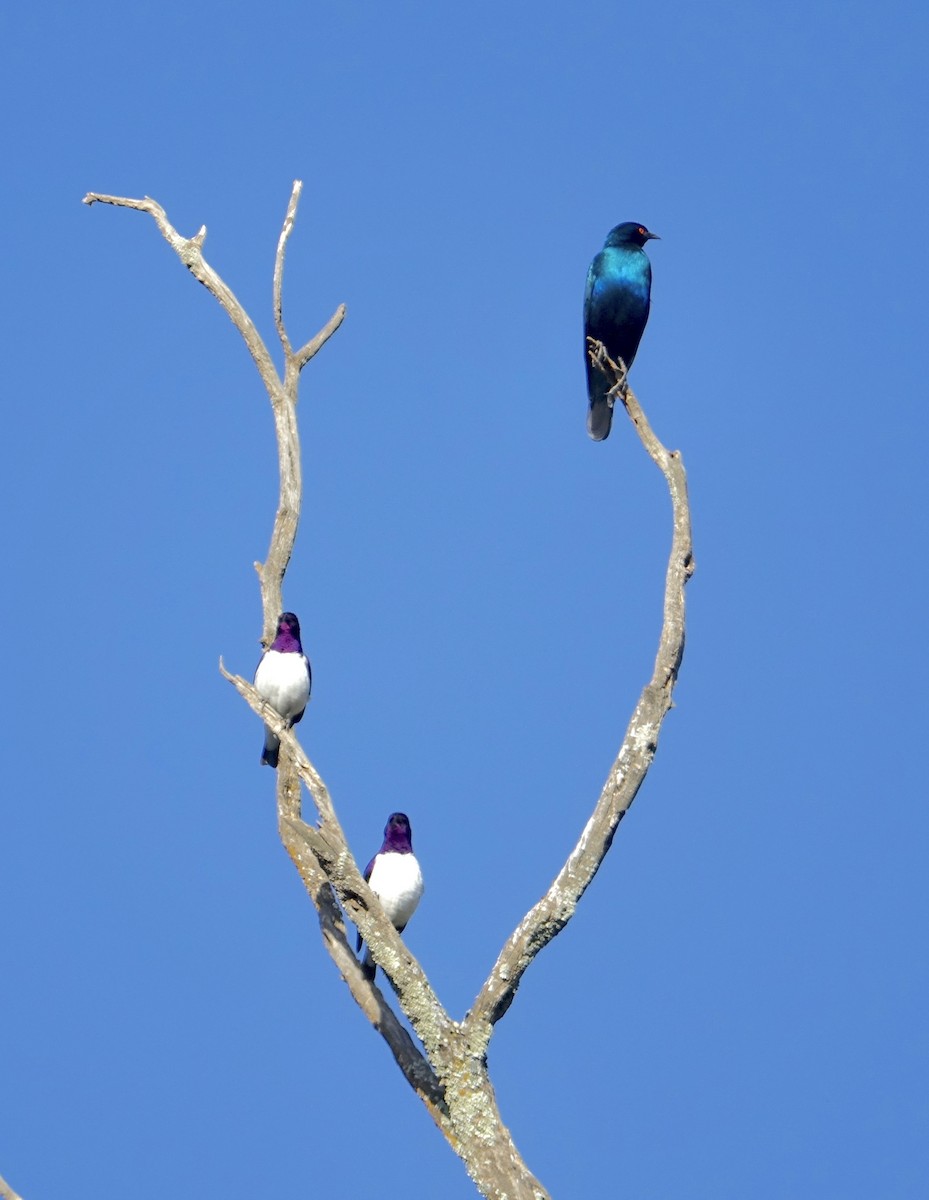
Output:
[
  {"left": 369, "top": 853, "right": 424, "bottom": 930},
  {"left": 255, "top": 650, "right": 309, "bottom": 719}
]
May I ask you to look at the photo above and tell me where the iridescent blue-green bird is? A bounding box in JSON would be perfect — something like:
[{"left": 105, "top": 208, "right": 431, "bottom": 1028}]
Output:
[{"left": 584, "top": 222, "right": 659, "bottom": 441}]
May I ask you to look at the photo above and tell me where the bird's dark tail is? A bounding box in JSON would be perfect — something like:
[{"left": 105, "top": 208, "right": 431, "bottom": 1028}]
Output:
[
  {"left": 355, "top": 928, "right": 377, "bottom": 981},
  {"left": 587, "top": 385, "right": 614, "bottom": 441},
  {"left": 260, "top": 729, "right": 280, "bottom": 769},
  {"left": 359, "top": 944, "right": 376, "bottom": 981}
]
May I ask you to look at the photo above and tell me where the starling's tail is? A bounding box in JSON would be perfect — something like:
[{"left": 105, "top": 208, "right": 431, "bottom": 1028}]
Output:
[
  {"left": 587, "top": 387, "right": 613, "bottom": 441},
  {"left": 261, "top": 729, "right": 280, "bottom": 769}
]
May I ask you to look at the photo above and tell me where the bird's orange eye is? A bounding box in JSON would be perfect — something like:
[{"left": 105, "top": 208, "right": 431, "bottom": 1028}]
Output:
[{"left": 638, "top": 227, "right": 646, "bottom": 235}]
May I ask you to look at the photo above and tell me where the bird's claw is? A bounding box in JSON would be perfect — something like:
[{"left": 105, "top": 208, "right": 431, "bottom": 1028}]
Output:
[
  {"left": 587, "top": 337, "right": 629, "bottom": 396},
  {"left": 608, "top": 359, "right": 629, "bottom": 400},
  {"left": 586, "top": 336, "right": 609, "bottom": 372}
]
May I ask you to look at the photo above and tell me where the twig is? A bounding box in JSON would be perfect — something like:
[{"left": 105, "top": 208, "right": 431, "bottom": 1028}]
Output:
[
  {"left": 83, "top": 191, "right": 281, "bottom": 391},
  {"left": 273, "top": 183, "right": 300, "bottom": 355}
]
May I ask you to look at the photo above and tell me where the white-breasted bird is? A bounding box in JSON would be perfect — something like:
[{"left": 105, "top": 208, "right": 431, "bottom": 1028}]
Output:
[
  {"left": 254, "top": 612, "right": 311, "bottom": 768},
  {"left": 357, "top": 812, "right": 424, "bottom": 981}
]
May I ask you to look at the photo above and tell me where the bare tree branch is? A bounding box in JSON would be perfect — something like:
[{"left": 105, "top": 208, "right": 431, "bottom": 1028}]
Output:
[
  {"left": 83, "top": 191, "right": 282, "bottom": 396},
  {"left": 281, "top": 817, "right": 449, "bottom": 1121},
  {"left": 217, "top": 665, "right": 454, "bottom": 1053},
  {"left": 280, "top": 808, "right": 448, "bottom": 1122},
  {"left": 0, "top": 1172, "right": 23, "bottom": 1200},
  {"left": 464, "top": 339, "right": 694, "bottom": 1042},
  {"left": 86, "top": 189, "right": 691, "bottom": 1200},
  {"left": 82, "top": 184, "right": 345, "bottom": 640},
  {"left": 216, "top": 662, "right": 549, "bottom": 1197},
  {"left": 272, "top": 184, "right": 299, "bottom": 355},
  {"left": 293, "top": 304, "right": 348, "bottom": 371},
  {"left": 270, "top": 181, "right": 348, "bottom": 370}
]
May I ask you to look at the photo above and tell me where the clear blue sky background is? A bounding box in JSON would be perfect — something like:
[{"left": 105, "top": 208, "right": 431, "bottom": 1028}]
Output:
[{"left": 3, "top": 2, "right": 927, "bottom": 1197}]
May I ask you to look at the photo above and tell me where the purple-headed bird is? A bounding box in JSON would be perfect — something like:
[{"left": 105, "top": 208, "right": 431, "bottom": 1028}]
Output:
[
  {"left": 357, "top": 812, "right": 424, "bottom": 981},
  {"left": 254, "top": 612, "right": 311, "bottom": 768}
]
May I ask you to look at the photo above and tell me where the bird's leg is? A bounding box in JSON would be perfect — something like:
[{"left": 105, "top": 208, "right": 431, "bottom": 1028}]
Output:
[
  {"left": 606, "top": 357, "right": 629, "bottom": 409},
  {"left": 586, "top": 336, "right": 610, "bottom": 377},
  {"left": 586, "top": 337, "right": 629, "bottom": 407}
]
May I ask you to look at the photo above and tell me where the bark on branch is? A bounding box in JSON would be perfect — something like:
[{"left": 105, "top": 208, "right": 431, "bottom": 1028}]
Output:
[
  {"left": 84, "top": 189, "right": 693, "bottom": 1200},
  {"left": 0, "top": 1173, "right": 23, "bottom": 1200}
]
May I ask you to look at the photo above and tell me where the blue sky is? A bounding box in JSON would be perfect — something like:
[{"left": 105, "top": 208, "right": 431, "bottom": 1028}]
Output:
[{"left": 3, "top": 1, "right": 928, "bottom": 1197}]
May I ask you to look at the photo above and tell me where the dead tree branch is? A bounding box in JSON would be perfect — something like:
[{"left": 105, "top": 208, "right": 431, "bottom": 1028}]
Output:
[
  {"left": 464, "top": 340, "right": 694, "bottom": 1041},
  {"left": 84, "top": 190, "right": 692, "bottom": 1200},
  {"left": 83, "top": 183, "right": 345, "bottom": 638},
  {"left": 0, "top": 1173, "right": 24, "bottom": 1200}
]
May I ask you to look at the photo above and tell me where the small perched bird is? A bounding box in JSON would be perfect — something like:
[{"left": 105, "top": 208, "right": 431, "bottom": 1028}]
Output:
[
  {"left": 357, "top": 812, "right": 424, "bottom": 982},
  {"left": 254, "top": 611, "right": 311, "bottom": 768},
  {"left": 583, "top": 221, "right": 659, "bottom": 441}
]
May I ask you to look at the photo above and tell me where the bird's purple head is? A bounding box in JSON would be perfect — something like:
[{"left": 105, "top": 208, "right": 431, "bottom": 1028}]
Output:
[
  {"left": 271, "top": 611, "right": 303, "bottom": 653},
  {"left": 381, "top": 812, "right": 414, "bottom": 854}
]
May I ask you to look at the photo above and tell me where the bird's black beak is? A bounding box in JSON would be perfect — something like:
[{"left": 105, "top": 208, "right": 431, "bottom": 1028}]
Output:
[{"left": 647, "top": 231, "right": 661, "bottom": 241}]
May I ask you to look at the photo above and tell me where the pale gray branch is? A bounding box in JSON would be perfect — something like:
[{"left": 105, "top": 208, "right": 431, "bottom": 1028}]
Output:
[
  {"left": 83, "top": 191, "right": 282, "bottom": 396},
  {"left": 293, "top": 302, "right": 347, "bottom": 371},
  {"left": 273, "top": 182, "right": 301, "bottom": 355},
  {"left": 83, "top": 185, "right": 346, "bottom": 642},
  {"left": 280, "top": 807, "right": 448, "bottom": 1122},
  {"left": 218, "top": 662, "right": 548, "bottom": 1199},
  {"left": 86, "top": 187, "right": 688, "bottom": 1200},
  {"left": 283, "top": 815, "right": 454, "bottom": 1057},
  {"left": 271, "top": 182, "right": 347, "bottom": 371},
  {"left": 464, "top": 341, "right": 694, "bottom": 1043},
  {"left": 0, "top": 1173, "right": 23, "bottom": 1200},
  {"left": 217, "top": 664, "right": 454, "bottom": 1056}
]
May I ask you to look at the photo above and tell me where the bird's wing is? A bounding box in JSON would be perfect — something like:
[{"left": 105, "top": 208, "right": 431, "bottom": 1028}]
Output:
[
  {"left": 583, "top": 258, "right": 599, "bottom": 326},
  {"left": 287, "top": 655, "right": 312, "bottom": 725}
]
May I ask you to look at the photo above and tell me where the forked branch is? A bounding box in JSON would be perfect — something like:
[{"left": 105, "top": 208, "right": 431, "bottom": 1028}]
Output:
[
  {"left": 85, "top": 189, "right": 692, "bottom": 1200},
  {"left": 83, "top": 183, "right": 345, "bottom": 636}
]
